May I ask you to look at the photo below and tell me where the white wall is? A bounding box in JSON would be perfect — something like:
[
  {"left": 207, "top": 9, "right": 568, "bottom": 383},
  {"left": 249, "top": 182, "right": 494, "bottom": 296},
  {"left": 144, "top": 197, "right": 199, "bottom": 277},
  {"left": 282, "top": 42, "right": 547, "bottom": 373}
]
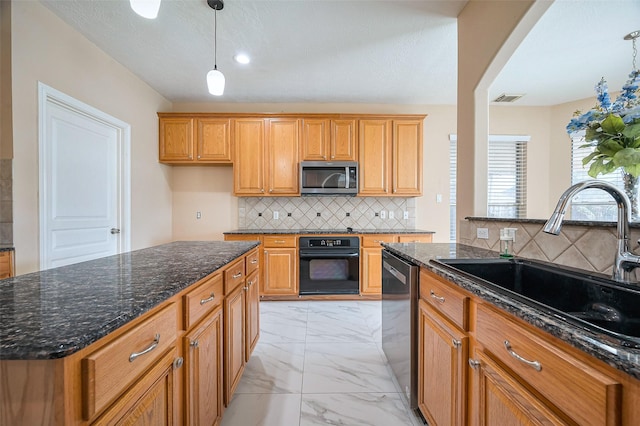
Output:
[{"left": 12, "top": 1, "right": 174, "bottom": 274}]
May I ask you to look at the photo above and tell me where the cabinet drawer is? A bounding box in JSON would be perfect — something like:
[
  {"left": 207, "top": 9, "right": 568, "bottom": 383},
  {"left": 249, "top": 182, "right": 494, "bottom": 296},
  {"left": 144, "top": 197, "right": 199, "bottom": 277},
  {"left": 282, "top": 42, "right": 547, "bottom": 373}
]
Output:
[
  {"left": 419, "top": 270, "right": 469, "bottom": 331},
  {"left": 397, "top": 234, "right": 432, "bottom": 243},
  {"left": 476, "top": 303, "right": 621, "bottom": 426},
  {"left": 263, "top": 235, "right": 297, "bottom": 248},
  {"left": 184, "top": 273, "right": 224, "bottom": 329},
  {"left": 224, "top": 258, "right": 245, "bottom": 294},
  {"left": 361, "top": 234, "right": 395, "bottom": 248},
  {"left": 82, "top": 303, "right": 178, "bottom": 420},
  {"left": 246, "top": 248, "right": 260, "bottom": 275}
]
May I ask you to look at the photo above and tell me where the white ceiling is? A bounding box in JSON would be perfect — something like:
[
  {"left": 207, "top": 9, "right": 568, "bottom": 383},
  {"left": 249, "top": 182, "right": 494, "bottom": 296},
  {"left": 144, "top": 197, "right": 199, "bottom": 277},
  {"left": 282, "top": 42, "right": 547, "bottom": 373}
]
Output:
[{"left": 40, "top": 0, "right": 640, "bottom": 107}]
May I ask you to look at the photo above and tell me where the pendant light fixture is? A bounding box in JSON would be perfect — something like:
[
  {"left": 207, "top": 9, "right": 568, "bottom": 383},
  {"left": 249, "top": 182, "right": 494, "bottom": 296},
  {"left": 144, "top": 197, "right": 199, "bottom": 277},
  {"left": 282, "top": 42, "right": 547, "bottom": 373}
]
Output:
[
  {"left": 129, "top": 0, "right": 161, "bottom": 19},
  {"left": 206, "top": 0, "right": 225, "bottom": 96}
]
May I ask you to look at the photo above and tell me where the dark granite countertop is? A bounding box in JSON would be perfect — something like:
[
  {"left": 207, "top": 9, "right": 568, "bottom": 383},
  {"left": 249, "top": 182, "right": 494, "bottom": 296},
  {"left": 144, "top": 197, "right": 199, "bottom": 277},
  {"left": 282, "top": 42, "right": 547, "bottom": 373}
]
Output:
[
  {"left": 383, "top": 242, "right": 640, "bottom": 380},
  {"left": 0, "top": 245, "right": 14, "bottom": 252},
  {"left": 0, "top": 241, "right": 259, "bottom": 360},
  {"left": 224, "top": 228, "right": 435, "bottom": 235}
]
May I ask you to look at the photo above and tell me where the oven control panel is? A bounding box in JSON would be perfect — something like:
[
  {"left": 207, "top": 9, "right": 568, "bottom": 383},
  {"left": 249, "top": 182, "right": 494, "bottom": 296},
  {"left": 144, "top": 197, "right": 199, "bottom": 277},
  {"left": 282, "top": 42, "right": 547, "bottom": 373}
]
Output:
[{"left": 300, "top": 237, "right": 360, "bottom": 248}]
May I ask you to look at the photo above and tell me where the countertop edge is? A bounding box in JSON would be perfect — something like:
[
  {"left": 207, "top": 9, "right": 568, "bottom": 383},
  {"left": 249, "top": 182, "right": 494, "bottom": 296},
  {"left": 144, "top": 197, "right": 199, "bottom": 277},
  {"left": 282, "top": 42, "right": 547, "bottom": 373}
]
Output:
[
  {"left": 224, "top": 229, "right": 436, "bottom": 235},
  {"left": 382, "top": 243, "right": 640, "bottom": 381}
]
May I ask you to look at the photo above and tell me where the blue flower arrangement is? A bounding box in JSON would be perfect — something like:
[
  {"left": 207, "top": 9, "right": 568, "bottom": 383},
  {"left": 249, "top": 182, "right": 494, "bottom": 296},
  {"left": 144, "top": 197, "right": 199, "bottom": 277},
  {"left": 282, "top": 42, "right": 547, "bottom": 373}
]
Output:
[{"left": 567, "top": 70, "right": 640, "bottom": 177}]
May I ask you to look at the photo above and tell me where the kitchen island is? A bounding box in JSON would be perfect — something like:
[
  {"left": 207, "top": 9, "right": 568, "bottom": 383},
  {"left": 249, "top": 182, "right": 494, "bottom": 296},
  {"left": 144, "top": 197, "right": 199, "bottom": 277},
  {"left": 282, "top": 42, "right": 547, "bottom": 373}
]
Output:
[
  {"left": 384, "top": 242, "right": 640, "bottom": 425},
  {"left": 0, "top": 240, "right": 261, "bottom": 425}
]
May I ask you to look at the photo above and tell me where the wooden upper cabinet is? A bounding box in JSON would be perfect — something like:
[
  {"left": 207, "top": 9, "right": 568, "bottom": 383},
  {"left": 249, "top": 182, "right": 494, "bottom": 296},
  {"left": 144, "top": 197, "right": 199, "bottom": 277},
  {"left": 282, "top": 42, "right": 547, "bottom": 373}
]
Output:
[
  {"left": 267, "top": 118, "right": 300, "bottom": 195},
  {"left": 301, "top": 119, "right": 330, "bottom": 161},
  {"left": 393, "top": 120, "right": 423, "bottom": 195},
  {"left": 159, "top": 115, "right": 232, "bottom": 164},
  {"left": 359, "top": 119, "right": 392, "bottom": 195},
  {"left": 359, "top": 118, "right": 423, "bottom": 196},
  {"left": 197, "top": 118, "right": 232, "bottom": 162},
  {"left": 159, "top": 117, "right": 194, "bottom": 162},
  {"left": 234, "top": 118, "right": 266, "bottom": 195},
  {"left": 301, "top": 118, "right": 357, "bottom": 161}
]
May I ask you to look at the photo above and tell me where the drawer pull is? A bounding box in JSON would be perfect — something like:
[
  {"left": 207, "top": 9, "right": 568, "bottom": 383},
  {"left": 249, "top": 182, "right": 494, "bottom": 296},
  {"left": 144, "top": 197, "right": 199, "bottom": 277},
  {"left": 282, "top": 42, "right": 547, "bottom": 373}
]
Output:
[
  {"left": 452, "top": 339, "right": 462, "bottom": 349},
  {"left": 232, "top": 272, "right": 242, "bottom": 279},
  {"left": 430, "top": 290, "right": 445, "bottom": 303},
  {"left": 243, "top": 286, "right": 249, "bottom": 291},
  {"left": 273, "top": 240, "right": 285, "bottom": 244},
  {"left": 504, "top": 340, "right": 542, "bottom": 372},
  {"left": 247, "top": 279, "right": 254, "bottom": 286},
  {"left": 129, "top": 333, "right": 160, "bottom": 362},
  {"left": 200, "top": 292, "right": 216, "bottom": 305},
  {"left": 468, "top": 359, "right": 481, "bottom": 369},
  {"left": 250, "top": 259, "right": 258, "bottom": 264}
]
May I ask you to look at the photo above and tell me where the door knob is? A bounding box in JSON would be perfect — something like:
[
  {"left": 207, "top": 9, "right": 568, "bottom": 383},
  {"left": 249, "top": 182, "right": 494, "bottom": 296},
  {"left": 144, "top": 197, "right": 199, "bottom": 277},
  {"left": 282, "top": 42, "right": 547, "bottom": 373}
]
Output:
[{"left": 110, "top": 228, "right": 121, "bottom": 234}]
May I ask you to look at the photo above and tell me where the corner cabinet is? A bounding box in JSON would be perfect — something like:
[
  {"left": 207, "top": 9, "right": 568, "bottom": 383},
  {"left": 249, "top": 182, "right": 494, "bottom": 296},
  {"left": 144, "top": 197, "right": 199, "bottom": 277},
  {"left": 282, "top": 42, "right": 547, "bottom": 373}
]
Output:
[
  {"left": 158, "top": 114, "right": 232, "bottom": 164},
  {"left": 234, "top": 118, "right": 300, "bottom": 196},
  {"left": 358, "top": 118, "right": 423, "bottom": 196}
]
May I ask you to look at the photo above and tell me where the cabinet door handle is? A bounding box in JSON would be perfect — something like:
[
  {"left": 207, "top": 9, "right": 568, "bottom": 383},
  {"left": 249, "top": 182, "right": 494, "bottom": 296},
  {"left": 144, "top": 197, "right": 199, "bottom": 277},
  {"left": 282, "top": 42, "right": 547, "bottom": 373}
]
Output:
[
  {"left": 452, "top": 339, "right": 462, "bottom": 349},
  {"left": 247, "top": 279, "right": 254, "bottom": 286},
  {"left": 468, "top": 359, "right": 481, "bottom": 369},
  {"left": 197, "top": 155, "right": 201, "bottom": 159},
  {"left": 190, "top": 340, "right": 199, "bottom": 348},
  {"left": 504, "top": 340, "right": 542, "bottom": 372},
  {"left": 129, "top": 333, "right": 160, "bottom": 362},
  {"left": 233, "top": 272, "right": 242, "bottom": 279},
  {"left": 430, "top": 290, "right": 445, "bottom": 303},
  {"left": 173, "top": 357, "right": 184, "bottom": 369},
  {"left": 200, "top": 292, "right": 215, "bottom": 305},
  {"left": 250, "top": 259, "right": 258, "bottom": 264},
  {"left": 243, "top": 286, "right": 249, "bottom": 291}
]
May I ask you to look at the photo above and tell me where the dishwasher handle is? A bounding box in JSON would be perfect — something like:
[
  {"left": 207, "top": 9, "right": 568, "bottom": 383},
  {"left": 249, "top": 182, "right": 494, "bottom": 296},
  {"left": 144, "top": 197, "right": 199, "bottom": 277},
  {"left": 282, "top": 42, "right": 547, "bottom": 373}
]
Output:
[{"left": 383, "top": 260, "right": 408, "bottom": 285}]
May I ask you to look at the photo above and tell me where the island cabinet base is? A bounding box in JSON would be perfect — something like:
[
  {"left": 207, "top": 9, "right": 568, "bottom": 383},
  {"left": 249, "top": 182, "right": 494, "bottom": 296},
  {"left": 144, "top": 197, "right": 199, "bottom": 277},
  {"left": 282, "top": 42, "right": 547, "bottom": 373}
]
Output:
[{"left": 0, "top": 246, "right": 260, "bottom": 426}]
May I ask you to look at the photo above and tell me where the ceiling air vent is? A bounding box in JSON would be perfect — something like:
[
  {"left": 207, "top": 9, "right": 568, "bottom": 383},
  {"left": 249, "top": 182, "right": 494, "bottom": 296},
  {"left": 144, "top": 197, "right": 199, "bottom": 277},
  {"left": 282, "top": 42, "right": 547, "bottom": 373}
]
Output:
[{"left": 493, "top": 93, "right": 524, "bottom": 103}]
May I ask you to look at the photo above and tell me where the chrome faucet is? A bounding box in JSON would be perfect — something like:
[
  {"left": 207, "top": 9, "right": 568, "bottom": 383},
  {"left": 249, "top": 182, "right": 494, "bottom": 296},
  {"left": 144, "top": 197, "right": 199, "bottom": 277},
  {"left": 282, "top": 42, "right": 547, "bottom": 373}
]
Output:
[{"left": 543, "top": 180, "right": 640, "bottom": 283}]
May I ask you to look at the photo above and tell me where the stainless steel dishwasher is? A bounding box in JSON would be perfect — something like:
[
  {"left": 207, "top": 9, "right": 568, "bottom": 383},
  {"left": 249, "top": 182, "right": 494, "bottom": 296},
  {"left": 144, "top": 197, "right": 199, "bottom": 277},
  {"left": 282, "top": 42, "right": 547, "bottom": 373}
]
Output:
[{"left": 381, "top": 250, "right": 419, "bottom": 411}]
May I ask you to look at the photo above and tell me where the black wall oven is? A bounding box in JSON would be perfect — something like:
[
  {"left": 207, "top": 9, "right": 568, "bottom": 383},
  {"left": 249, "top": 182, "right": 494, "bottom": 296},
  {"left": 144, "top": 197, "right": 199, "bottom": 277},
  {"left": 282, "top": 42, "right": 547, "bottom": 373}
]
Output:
[{"left": 299, "top": 236, "right": 360, "bottom": 295}]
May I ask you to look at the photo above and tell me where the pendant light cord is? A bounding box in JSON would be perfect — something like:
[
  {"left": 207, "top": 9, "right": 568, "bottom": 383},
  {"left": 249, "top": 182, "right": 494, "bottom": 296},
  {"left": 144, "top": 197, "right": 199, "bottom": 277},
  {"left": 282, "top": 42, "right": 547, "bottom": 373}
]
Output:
[{"left": 214, "top": 8, "right": 218, "bottom": 70}]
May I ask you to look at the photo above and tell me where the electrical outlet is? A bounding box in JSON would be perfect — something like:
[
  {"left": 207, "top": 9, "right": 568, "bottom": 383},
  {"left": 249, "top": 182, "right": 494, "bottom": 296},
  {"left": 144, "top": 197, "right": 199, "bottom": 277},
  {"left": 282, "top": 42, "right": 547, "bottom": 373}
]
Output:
[
  {"left": 196, "top": 211, "right": 201, "bottom": 219},
  {"left": 403, "top": 211, "right": 409, "bottom": 220},
  {"left": 436, "top": 193, "right": 442, "bottom": 203},
  {"left": 380, "top": 210, "right": 386, "bottom": 219},
  {"left": 388, "top": 211, "right": 395, "bottom": 219},
  {"left": 273, "top": 211, "right": 279, "bottom": 220},
  {"left": 477, "top": 228, "right": 489, "bottom": 239}
]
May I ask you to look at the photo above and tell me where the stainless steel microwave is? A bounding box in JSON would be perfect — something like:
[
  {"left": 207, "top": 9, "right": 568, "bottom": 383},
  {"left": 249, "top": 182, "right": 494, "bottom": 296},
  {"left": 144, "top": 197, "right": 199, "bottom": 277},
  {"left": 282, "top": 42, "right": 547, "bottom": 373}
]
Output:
[{"left": 300, "top": 161, "right": 358, "bottom": 196}]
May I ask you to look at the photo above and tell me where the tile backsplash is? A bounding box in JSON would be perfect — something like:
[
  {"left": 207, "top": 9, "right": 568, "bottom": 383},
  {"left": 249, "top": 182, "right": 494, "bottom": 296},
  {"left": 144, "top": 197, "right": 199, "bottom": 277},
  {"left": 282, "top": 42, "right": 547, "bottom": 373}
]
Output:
[
  {"left": 238, "top": 197, "right": 416, "bottom": 230},
  {"left": 459, "top": 218, "right": 640, "bottom": 276},
  {"left": 0, "top": 159, "right": 12, "bottom": 244}
]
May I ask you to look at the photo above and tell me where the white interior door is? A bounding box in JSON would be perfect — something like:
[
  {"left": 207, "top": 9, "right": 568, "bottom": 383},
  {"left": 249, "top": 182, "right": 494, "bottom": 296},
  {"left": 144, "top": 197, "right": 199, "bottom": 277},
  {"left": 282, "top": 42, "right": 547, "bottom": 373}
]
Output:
[{"left": 39, "top": 83, "right": 130, "bottom": 270}]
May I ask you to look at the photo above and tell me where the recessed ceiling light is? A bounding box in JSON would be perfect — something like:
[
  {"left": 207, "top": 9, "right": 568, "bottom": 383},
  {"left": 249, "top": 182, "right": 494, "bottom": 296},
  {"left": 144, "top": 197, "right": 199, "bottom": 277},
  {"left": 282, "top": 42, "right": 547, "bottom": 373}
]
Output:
[{"left": 234, "top": 53, "right": 251, "bottom": 64}]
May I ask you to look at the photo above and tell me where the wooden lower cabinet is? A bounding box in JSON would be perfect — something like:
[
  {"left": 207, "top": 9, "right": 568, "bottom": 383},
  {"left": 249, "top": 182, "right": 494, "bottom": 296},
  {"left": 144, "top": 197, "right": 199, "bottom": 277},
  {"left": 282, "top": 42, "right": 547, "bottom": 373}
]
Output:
[
  {"left": 418, "top": 267, "right": 628, "bottom": 426},
  {"left": 224, "top": 284, "right": 246, "bottom": 406},
  {"left": 92, "top": 347, "right": 179, "bottom": 425},
  {"left": 0, "top": 251, "right": 14, "bottom": 279},
  {"left": 184, "top": 307, "right": 224, "bottom": 426},
  {"left": 263, "top": 247, "right": 297, "bottom": 296},
  {"left": 469, "top": 350, "right": 566, "bottom": 426},
  {"left": 418, "top": 299, "right": 467, "bottom": 426},
  {"left": 245, "top": 269, "right": 260, "bottom": 361}
]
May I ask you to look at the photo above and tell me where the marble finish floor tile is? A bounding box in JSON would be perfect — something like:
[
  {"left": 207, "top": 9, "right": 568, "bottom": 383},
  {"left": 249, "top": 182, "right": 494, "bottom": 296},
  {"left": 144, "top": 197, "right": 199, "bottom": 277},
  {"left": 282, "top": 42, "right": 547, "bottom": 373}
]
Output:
[
  {"left": 221, "top": 393, "right": 302, "bottom": 426},
  {"left": 300, "top": 393, "right": 416, "bottom": 426},
  {"left": 302, "top": 342, "right": 397, "bottom": 393},
  {"left": 222, "top": 300, "right": 425, "bottom": 426},
  {"left": 235, "top": 342, "right": 305, "bottom": 394}
]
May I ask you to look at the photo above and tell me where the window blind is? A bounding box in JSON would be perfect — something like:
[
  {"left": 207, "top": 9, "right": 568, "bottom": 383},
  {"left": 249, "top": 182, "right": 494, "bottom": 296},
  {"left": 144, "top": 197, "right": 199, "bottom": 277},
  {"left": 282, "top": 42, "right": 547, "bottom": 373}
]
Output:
[
  {"left": 487, "top": 139, "right": 527, "bottom": 218},
  {"left": 570, "top": 132, "right": 624, "bottom": 221}
]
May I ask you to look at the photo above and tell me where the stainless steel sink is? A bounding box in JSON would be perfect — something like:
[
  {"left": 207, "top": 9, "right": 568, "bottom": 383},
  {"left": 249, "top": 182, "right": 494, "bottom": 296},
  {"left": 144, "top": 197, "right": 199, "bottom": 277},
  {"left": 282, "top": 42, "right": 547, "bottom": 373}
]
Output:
[{"left": 431, "top": 257, "right": 640, "bottom": 348}]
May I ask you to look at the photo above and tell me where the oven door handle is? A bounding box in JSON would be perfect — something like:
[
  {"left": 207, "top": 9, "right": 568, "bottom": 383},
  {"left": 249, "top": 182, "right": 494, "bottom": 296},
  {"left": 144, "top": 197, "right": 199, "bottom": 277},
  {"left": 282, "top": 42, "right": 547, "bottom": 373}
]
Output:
[{"left": 299, "top": 252, "right": 359, "bottom": 259}]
